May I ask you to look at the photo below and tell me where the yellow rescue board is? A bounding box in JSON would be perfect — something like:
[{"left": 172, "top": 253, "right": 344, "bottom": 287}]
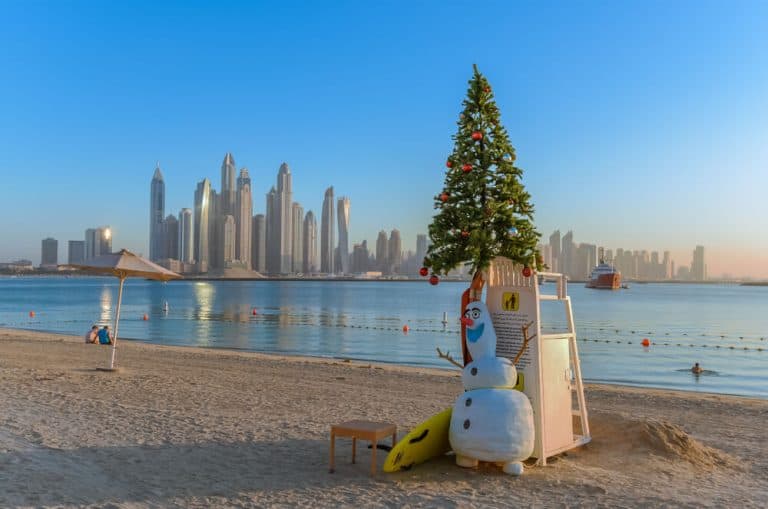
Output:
[{"left": 383, "top": 407, "right": 452, "bottom": 472}]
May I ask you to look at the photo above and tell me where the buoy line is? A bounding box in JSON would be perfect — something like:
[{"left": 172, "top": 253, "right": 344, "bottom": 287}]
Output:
[{"left": 577, "top": 337, "right": 764, "bottom": 351}]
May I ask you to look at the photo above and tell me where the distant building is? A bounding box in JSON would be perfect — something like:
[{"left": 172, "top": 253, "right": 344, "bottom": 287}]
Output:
[
  {"left": 376, "top": 230, "right": 388, "bottom": 273},
  {"left": 252, "top": 214, "right": 266, "bottom": 273},
  {"left": 236, "top": 168, "right": 252, "bottom": 269},
  {"left": 387, "top": 229, "right": 402, "bottom": 275},
  {"left": 149, "top": 164, "right": 165, "bottom": 261},
  {"left": 265, "top": 186, "right": 278, "bottom": 273},
  {"left": 352, "top": 240, "right": 369, "bottom": 273},
  {"left": 220, "top": 153, "right": 237, "bottom": 218},
  {"left": 222, "top": 215, "right": 236, "bottom": 263},
  {"left": 194, "top": 178, "right": 212, "bottom": 272},
  {"left": 415, "top": 234, "right": 428, "bottom": 267},
  {"left": 549, "top": 230, "right": 561, "bottom": 273},
  {"left": 337, "top": 196, "right": 350, "bottom": 274},
  {"left": 276, "top": 163, "right": 293, "bottom": 273},
  {"left": 85, "top": 227, "right": 112, "bottom": 259},
  {"left": 303, "top": 210, "right": 317, "bottom": 274},
  {"left": 560, "top": 230, "right": 574, "bottom": 278},
  {"left": 691, "top": 245, "right": 706, "bottom": 281},
  {"left": 320, "top": 186, "right": 335, "bottom": 274},
  {"left": 40, "top": 237, "right": 58, "bottom": 268},
  {"left": 164, "top": 214, "right": 179, "bottom": 260},
  {"left": 178, "top": 208, "right": 194, "bottom": 264},
  {"left": 291, "top": 202, "right": 304, "bottom": 273},
  {"left": 68, "top": 240, "right": 85, "bottom": 265}
]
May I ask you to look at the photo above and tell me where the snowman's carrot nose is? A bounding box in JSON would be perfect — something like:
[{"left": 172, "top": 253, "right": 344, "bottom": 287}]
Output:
[{"left": 461, "top": 317, "right": 474, "bottom": 326}]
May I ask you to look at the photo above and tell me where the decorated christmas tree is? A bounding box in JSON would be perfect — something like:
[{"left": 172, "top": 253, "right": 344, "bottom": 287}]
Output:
[{"left": 423, "top": 65, "right": 542, "bottom": 296}]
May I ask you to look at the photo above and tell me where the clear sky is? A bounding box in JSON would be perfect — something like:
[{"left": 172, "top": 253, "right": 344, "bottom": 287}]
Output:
[{"left": 1, "top": 1, "right": 767, "bottom": 278}]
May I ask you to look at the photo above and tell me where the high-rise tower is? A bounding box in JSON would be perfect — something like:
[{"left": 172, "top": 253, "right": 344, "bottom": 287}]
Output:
[
  {"left": 150, "top": 164, "right": 165, "bottom": 261},
  {"left": 303, "top": 211, "right": 317, "bottom": 274},
  {"left": 276, "top": 163, "right": 293, "bottom": 274},
  {"left": 691, "top": 245, "right": 706, "bottom": 281},
  {"left": 376, "top": 230, "right": 388, "bottom": 273},
  {"left": 265, "top": 186, "right": 278, "bottom": 273},
  {"left": 252, "top": 214, "right": 266, "bottom": 273},
  {"left": 291, "top": 202, "right": 304, "bottom": 273},
  {"left": 194, "top": 178, "right": 212, "bottom": 272},
  {"left": 337, "top": 196, "right": 350, "bottom": 274},
  {"left": 41, "top": 237, "right": 58, "bottom": 268},
  {"left": 220, "top": 153, "right": 236, "bottom": 217},
  {"left": 387, "top": 229, "right": 402, "bottom": 274},
  {"left": 320, "top": 186, "right": 335, "bottom": 274},
  {"left": 179, "top": 208, "right": 194, "bottom": 264},
  {"left": 236, "top": 168, "right": 253, "bottom": 268}
]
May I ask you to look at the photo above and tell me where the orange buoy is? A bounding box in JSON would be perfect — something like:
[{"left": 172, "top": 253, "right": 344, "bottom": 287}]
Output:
[
  {"left": 402, "top": 325, "right": 410, "bottom": 333},
  {"left": 143, "top": 314, "right": 149, "bottom": 321},
  {"left": 29, "top": 311, "right": 35, "bottom": 318},
  {"left": 252, "top": 308, "right": 258, "bottom": 315},
  {"left": 641, "top": 338, "right": 650, "bottom": 347}
]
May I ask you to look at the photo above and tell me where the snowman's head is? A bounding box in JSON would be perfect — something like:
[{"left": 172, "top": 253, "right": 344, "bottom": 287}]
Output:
[{"left": 461, "top": 301, "right": 497, "bottom": 360}]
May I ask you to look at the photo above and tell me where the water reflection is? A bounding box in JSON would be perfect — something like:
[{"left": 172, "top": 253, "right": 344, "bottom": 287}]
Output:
[
  {"left": 99, "top": 285, "right": 112, "bottom": 325},
  {"left": 193, "top": 282, "right": 215, "bottom": 346}
]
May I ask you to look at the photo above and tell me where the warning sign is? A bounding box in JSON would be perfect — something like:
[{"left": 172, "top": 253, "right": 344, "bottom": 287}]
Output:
[{"left": 501, "top": 291, "right": 519, "bottom": 311}]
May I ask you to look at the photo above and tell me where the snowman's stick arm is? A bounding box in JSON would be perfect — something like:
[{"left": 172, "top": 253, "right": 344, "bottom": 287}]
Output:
[
  {"left": 436, "top": 347, "right": 464, "bottom": 369},
  {"left": 513, "top": 322, "right": 536, "bottom": 366}
]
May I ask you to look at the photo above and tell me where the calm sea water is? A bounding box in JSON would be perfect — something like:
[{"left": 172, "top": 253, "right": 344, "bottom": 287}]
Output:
[{"left": 1, "top": 276, "right": 766, "bottom": 398}]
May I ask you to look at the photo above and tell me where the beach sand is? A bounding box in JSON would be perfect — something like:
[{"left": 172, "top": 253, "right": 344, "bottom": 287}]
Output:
[{"left": 0, "top": 328, "right": 765, "bottom": 508}]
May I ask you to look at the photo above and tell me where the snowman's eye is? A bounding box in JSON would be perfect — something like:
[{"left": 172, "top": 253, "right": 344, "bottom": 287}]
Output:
[{"left": 471, "top": 310, "right": 480, "bottom": 319}]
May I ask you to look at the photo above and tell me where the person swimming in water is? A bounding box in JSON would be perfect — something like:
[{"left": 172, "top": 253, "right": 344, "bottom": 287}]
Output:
[{"left": 691, "top": 362, "right": 703, "bottom": 374}]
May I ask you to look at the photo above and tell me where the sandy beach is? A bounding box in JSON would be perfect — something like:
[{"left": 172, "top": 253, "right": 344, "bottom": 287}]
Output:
[{"left": 0, "top": 328, "right": 765, "bottom": 508}]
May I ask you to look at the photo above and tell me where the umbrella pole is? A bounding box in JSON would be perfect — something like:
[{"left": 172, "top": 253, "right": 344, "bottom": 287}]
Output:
[{"left": 109, "top": 276, "right": 125, "bottom": 370}]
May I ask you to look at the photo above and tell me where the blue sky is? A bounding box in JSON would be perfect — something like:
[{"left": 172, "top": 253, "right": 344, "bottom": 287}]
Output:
[{"left": 1, "top": 1, "right": 767, "bottom": 277}]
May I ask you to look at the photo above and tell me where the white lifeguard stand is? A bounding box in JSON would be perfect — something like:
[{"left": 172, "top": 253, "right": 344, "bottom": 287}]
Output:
[{"left": 485, "top": 257, "right": 590, "bottom": 465}]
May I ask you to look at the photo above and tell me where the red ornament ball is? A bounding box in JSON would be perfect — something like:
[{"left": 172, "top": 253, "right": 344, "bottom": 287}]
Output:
[
  {"left": 446, "top": 160, "right": 453, "bottom": 168},
  {"left": 462, "top": 163, "right": 472, "bottom": 173},
  {"left": 484, "top": 86, "right": 491, "bottom": 93},
  {"left": 429, "top": 275, "right": 439, "bottom": 286},
  {"left": 461, "top": 231, "right": 470, "bottom": 238},
  {"left": 522, "top": 266, "right": 532, "bottom": 278},
  {"left": 419, "top": 267, "right": 429, "bottom": 277},
  {"left": 471, "top": 131, "right": 483, "bottom": 141},
  {"left": 440, "top": 193, "right": 449, "bottom": 202}
]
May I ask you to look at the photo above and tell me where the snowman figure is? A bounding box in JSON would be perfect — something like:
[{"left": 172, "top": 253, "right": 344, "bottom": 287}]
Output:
[{"left": 449, "top": 301, "right": 535, "bottom": 476}]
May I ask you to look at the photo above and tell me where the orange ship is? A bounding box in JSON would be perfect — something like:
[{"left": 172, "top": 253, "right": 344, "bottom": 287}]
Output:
[{"left": 585, "top": 261, "right": 621, "bottom": 289}]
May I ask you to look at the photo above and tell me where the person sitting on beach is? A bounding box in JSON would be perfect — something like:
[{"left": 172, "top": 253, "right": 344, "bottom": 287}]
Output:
[
  {"left": 98, "top": 325, "right": 113, "bottom": 345},
  {"left": 691, "top": 362, "right": 703, "bottom": 374},
  {"left": 85, "top": 325, "right": 99, "bottom": 344}
]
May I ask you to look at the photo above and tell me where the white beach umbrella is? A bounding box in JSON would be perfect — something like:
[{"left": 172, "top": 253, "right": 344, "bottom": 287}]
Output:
[{"left": 64, "top": 249, "right": 181, "bottom": 370}]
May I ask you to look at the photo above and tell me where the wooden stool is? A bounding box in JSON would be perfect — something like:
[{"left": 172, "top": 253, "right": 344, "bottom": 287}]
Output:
[{"left": 329, "top": 420, "right": 397, "bottom": 476}]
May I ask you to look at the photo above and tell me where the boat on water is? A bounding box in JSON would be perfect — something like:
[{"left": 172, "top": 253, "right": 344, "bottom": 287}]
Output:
[{"left": 586, "top": 261, "right": 621, "bottom": 290}]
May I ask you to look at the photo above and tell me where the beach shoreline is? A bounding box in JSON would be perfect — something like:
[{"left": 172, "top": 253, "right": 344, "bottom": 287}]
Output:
[{"left": 1, "top": 327, "right": 766, "bottom": 507}]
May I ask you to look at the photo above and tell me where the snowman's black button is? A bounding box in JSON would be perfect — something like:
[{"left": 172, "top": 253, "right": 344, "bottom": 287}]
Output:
[
  {"left": 463, "top": 419, "right": 471, "bottom": 429},
  {"left": 471, "top": 367, "right": 477, "bottom": 376},
  {"left": 465, "top": 398, "right": 472, "bottom": 407}
]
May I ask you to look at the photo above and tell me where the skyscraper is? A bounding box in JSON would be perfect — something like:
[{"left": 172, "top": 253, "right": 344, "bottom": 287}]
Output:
[
  {"left": 179, "top": 208, "right": 194, "bottom": 264},
  {"left": 194, "top": 178, "right": 212, "bottom": 272},
  {"left": 691, "top": 245, "right": 706, "bottom": 281},
  {"left": 336, "top": 196, "right": 350, "bottom": 274},
  {"left": 265, "top": 186, "right": 278, "bottom": 273},
  {"left": 352, "top": 241, "right": 369, "bottom": 273},
  {"left": 276, "top": 163, "right": 293, "bottom": 273},
  {"left": 220, "top": 153, "right": 236, "bottom": 217},
  {"left": 223, "top": 215, "right": 236, "bottom": 263},
  {"left": 85, "top": 227, "right": 111, "bottom": 260},
  {"left": 388, "top": 229, "right": 402, "bottom": 275},
  {"left": 236, "top": 168, "right": 252, "bottom": 268},
  {"left": 320, "top": 186, "right": 335, "bottom": 274},
  {"left": 149, "top": 164, "right": 165, "bottom": 261},
  {"left": 561, "top": 230, "right": 574, "bottom": 278},
  {"left": 291, "top": 203, "right": 304, "bottom": 273},
  {"left": 303, "top": 211, "right": 317, "bottom": 274},
  {"left": 68, "top": 240, "right": 85, "bottom": 265},
  {"left": 41, "top": 237, "right": 57, "bottom": 268},
  {"left": 549, "top": 230, "right": 561, "bottom": 273},
  {"left": 164, "top": 214, "right": 179, "bottom": 260},
  {"left": 376, "top": 230, "right": 388, "bottom": 273},
  {"left": 252, "top": 214, "right": 266, "bottom": 273},
  {"left": 415, "top": 234, "right": 428, "bottom": 266}
]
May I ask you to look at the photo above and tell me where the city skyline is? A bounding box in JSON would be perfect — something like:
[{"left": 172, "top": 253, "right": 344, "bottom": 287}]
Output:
[{"left": 1, "top": 2, "right": 768, "bottom": 278}]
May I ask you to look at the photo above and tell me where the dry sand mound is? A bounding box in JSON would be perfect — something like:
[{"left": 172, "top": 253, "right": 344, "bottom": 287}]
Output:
[{"left": 583, "top": 412, "right": 739, "bottom": 471}]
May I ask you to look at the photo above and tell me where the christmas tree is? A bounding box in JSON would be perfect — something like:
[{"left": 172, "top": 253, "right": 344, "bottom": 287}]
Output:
[{"left": 424, "top": 65, "right": 542, "bottom": 294}]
